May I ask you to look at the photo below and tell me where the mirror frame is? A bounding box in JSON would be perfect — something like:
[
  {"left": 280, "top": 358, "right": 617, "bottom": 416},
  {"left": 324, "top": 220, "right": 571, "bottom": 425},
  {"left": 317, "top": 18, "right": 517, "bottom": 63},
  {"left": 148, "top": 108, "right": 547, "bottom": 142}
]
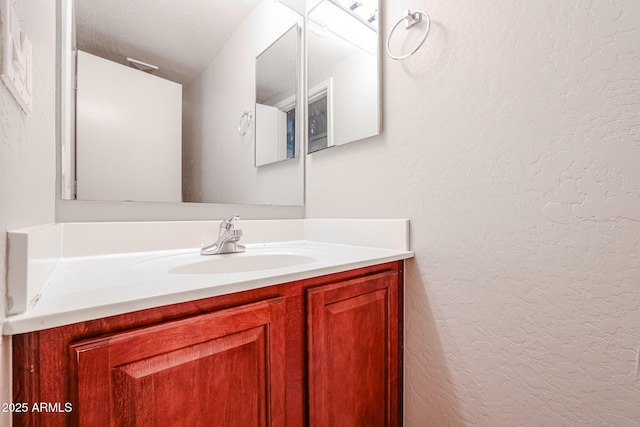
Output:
[
  {"left": 55, "top": 0, "right": 383, "bottom": 219},
  {"left": 56, "top": 0, "right": 307, "bottom": 215}
]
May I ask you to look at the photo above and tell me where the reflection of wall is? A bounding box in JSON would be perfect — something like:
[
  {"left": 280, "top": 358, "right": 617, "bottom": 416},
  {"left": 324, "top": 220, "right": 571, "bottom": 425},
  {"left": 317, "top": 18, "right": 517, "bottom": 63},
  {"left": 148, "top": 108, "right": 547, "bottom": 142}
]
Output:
[
  {"left": 183, "top": 0, "right": 303, "bottom": 205},
  {"left": 0, "top": 1, "right": 57, "bottom": 425},
  {"left": 76, "top": 51, "right": 182, "bottom": 202},
  {"left": 309, "top": 49, "right": 377, "bottom": 145},
  {"left": 307, "top": 1, "right": 640, "bottom": 426},
  {"left": 255, "top": 103, "right": 287, "bottom": 166}
]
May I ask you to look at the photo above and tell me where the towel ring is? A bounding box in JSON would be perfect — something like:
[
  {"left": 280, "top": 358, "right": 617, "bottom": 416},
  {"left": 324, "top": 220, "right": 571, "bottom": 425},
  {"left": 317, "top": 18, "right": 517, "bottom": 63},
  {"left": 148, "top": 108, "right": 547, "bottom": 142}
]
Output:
[
  {"left": 386, "top": 9, "right": 430, "bottom": 60},
  {"left": 238, "top": 110, "right": 253, "bottom": 136}
]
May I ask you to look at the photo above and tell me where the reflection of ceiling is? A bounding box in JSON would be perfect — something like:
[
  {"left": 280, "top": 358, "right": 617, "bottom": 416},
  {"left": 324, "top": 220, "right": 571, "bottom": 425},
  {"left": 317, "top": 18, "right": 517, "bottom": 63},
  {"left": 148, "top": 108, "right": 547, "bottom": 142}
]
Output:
[
  {"left": 308, "top": 25, "right": 357, "bottom": 81},
  {"left": 309, "top": 0, "right": 377, "bottom": 55},
  {"left": 332, "top": 0, "right": 378, "bottom": 28},
  {"left": 308, "top": 0, "right": 377, "bottom": 80},
  {"left": 256, "top": 27, "right": 298, "bottom": 105},
  {"left": 75, "top": 0, "right": 261, "bottom": 85}
]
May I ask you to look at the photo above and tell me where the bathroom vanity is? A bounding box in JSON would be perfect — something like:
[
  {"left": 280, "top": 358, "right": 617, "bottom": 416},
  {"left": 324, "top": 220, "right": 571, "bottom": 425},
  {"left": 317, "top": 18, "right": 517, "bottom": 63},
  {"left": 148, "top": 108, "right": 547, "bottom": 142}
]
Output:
[
  {"left": 12, "top": 261, "right": 402, "bottom": 426},
  {"left": 33, "top": 0, "right": 393, "bottom": 422},
  {"left": 6, "top": 220, "right": 411, "bottom": 426}
]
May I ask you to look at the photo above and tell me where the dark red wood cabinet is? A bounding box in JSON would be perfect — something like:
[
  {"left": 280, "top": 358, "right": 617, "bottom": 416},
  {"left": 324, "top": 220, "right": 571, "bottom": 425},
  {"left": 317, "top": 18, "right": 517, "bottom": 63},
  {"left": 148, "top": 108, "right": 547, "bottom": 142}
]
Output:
[
  {"left": 71, "top": 297, "right": 286, "bottom": 427},
  {"left": 307, "top": 271, "right": 400, "bottom": 427},
  {"left": 12, "top": 261, "right": 403, "bottom": 426}
]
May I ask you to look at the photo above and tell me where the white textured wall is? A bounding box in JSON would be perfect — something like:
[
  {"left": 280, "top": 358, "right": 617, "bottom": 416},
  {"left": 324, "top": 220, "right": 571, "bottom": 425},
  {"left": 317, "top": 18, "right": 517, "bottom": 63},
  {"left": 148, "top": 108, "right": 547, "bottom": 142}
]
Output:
[
  {"left": 0, "top": 0, "right": 57, "bottom": 425},
  {"left": 183, "top": 0, "right": 304, "bottom": 206},
  {"left": 307, "top": 1, "right": 640, "bottom": 425}
]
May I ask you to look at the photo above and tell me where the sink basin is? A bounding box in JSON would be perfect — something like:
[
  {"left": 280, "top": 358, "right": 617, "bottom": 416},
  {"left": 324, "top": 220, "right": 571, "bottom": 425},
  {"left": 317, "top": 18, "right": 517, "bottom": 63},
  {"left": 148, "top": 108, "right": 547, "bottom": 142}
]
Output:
[
  {"left": 130, "top": 245, "right": 332, "bottom": 276},
  {"left": 168, "top": 253, "right": 317, "bottom": 275}
]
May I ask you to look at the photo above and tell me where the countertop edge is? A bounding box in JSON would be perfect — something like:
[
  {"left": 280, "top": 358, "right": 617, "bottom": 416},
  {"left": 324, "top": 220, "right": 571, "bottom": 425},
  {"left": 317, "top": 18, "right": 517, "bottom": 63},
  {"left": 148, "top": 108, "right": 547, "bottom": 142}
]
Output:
[{"left": 3, "top": 251, "right": 413, "bottom": 335}]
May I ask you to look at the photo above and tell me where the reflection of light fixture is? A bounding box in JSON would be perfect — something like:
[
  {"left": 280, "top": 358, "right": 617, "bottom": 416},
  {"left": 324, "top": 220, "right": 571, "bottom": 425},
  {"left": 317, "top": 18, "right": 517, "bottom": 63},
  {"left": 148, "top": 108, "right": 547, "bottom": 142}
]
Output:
[
  {"left": 308, "top": 20, "right": 328, "bottom": 37},
  {"left": 334, "top": 0, "right": 378, "bottom": 29},
  {"left": 367, "top": 10, "right": 377, "bottom": 24},
  {"left": 126, "top": 57, "right": 158, "bottom": 73},
  {"left": 311, "top": 0, "right": 377, "bottom": 54}
]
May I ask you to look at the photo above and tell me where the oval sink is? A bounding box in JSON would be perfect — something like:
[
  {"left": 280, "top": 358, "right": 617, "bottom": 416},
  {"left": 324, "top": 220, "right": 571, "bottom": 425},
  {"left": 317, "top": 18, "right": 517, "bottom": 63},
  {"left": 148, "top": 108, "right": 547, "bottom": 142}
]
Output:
[{"left": 168, "top": 253, "right": 317, "bottom": 275}]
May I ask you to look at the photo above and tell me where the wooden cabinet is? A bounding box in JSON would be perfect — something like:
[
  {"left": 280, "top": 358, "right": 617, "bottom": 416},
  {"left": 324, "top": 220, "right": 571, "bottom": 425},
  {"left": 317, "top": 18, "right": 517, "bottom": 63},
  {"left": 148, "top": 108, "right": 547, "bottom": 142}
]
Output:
[
  {"left": 307, "top": 271, "right": 400, "bottom": 427},
  {"left": 12, "top": 262, "right": 403, "bottom": 426},
  {"left": 71, "top": 298, "right": 286, "bottom": 426}
]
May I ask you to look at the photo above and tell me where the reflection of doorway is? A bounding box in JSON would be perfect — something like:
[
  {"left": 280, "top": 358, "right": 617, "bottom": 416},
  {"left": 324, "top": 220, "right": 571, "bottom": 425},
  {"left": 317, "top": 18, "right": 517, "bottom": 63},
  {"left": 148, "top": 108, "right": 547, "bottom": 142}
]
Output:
[
  {"left": 308, "top": 97, "right": 327, "bottom": 152},
  {"left": 286, "top": 108, "right": 296, "bottom": 158},
  {"left": 308, "top": 78, "right": 333, "bottom": 153}
]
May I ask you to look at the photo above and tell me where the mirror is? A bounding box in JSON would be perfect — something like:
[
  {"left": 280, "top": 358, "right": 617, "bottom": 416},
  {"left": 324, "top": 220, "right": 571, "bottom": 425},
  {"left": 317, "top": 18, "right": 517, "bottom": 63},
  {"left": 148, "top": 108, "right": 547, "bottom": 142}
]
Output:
[
  {"left": 307, "top": 0, "right": 380, "bottom": 153},
  {"left": 63, "top": 0, "right": 304, "bottom": 206},
  {"left": 255, "top": 25, "right": 299, "bottom": 167}
]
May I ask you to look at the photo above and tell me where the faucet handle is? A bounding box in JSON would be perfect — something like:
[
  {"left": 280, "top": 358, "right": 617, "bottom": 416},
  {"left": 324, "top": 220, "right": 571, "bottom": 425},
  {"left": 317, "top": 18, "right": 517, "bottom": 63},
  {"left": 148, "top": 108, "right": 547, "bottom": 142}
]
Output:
[{"left": 219, "top": 214, "right": 241, "bottom": 233}]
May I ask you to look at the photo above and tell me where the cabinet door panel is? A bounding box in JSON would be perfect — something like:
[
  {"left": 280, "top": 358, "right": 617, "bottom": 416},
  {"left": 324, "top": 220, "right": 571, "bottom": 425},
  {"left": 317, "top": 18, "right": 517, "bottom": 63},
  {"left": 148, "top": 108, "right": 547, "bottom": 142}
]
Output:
[
  {"left": 70, "top": 297, "right": 285, "bottom": 427},
  {"left": 307, "top": 271, "right": 400, "bottom": 427}
]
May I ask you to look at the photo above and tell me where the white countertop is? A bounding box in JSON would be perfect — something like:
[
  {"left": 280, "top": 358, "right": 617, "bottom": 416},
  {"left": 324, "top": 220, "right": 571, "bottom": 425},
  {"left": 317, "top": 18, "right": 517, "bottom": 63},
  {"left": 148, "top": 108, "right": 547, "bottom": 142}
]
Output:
[{"left": 4, "top": 240, "right": 413, "bottom": 335}]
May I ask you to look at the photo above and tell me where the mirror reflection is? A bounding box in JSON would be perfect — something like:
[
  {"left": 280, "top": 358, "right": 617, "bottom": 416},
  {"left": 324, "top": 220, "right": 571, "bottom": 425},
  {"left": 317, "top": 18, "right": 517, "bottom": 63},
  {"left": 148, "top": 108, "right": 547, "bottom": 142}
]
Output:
[
  {"left": 255, "top": 25, "right": 299, "bottom": 167},
  {"left": 307, "top": 0, "right": 380, "bottom": 153},
  {"left": 66, "top": 0, "right": 304, "bottom": 205}
]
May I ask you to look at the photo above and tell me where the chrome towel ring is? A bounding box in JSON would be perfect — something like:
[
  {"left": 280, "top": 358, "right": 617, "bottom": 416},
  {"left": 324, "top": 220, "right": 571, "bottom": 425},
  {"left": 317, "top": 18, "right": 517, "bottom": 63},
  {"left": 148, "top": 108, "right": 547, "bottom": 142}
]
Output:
[
  {"left": 238, "top": 110, "right": 253, "bottom": 136},
  {"left": 386, "top": 9, "right": 431, "bottom": 60}
]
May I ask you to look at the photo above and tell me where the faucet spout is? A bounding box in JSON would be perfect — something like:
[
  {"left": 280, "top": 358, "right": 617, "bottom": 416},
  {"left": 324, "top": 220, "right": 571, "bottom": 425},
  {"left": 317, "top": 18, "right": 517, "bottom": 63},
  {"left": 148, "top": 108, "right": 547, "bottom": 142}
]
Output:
[{"left": 201, "top": 215, "right": 246, "bottom": 255}]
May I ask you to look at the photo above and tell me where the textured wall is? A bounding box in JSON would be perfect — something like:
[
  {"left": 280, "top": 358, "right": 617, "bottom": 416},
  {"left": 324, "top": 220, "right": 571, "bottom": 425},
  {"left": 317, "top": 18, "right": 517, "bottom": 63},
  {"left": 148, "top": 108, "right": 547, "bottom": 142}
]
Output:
[
  {"left": 306, "top": 0, "right": 640, "bottom": 425},
  {"left": 0, "top": 0, "right": 57, "bottom": 424}
]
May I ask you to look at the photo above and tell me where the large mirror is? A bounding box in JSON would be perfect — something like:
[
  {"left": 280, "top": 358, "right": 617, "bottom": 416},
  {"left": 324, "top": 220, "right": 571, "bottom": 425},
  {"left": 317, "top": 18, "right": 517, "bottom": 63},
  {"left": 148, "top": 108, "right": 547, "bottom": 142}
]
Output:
[
  {"left": 307, "top": 0, "right": 380, "bottom": 153},
  {"left": 61, "top": 0, "right": 304, "bottom": 206}
]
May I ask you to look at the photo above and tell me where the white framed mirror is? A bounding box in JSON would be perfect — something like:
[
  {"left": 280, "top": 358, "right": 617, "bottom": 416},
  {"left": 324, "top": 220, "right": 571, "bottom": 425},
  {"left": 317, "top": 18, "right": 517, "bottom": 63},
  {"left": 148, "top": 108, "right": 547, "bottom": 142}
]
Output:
[{"left": 60, "top": 0, "right": 304, "bottom": 206}]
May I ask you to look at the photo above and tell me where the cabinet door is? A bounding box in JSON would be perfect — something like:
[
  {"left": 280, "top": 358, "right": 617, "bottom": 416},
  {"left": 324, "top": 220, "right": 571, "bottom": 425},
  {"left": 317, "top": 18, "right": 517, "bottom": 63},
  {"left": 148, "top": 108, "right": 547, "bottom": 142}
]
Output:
[
  {"left": 307, "top": 271, "right": 401, "bottom": 427},
  {"left": 70, "top": 297, "right": 286, "bottom": 427}
]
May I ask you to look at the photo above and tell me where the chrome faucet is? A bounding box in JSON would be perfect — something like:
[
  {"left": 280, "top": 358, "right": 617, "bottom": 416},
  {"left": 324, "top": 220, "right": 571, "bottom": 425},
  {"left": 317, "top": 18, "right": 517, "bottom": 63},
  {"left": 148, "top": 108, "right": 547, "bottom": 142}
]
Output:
[{"left": 201, "top": 214, "right": 246, "bottom": 255}]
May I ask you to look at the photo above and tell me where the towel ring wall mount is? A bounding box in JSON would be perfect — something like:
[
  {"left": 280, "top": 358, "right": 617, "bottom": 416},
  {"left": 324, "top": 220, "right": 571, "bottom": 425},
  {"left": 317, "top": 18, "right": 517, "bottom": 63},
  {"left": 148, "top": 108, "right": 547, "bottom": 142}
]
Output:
[
  {"left": 386, "top": 9, "right": 431, "bottom": 60},
  {"left": 238, "top": 110, "right": 253, "bottom": 136}
]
